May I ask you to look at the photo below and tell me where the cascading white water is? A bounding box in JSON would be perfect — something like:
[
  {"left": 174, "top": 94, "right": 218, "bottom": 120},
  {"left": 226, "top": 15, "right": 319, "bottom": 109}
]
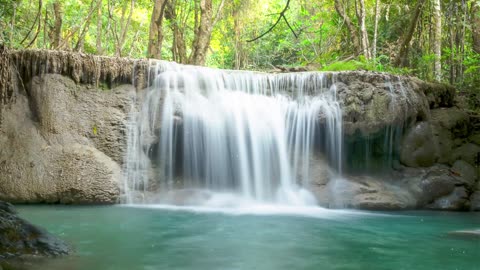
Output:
[{"left": 123, "top": 61, "right": 342, "bottom": 206}]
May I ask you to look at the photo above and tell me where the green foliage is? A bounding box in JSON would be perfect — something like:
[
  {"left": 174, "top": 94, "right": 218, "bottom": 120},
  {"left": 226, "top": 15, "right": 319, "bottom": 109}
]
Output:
[
  {"left": 321, "top": 57, "right": 413, "bottom": 76},
  {"left": 1, "top": 0, "right": 480, "bottom": 109}
]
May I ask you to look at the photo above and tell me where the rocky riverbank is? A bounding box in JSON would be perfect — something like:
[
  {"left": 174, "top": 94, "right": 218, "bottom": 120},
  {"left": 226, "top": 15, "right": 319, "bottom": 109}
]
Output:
[
  {"left": 0, "top": 201, "right": 69, "bottom": 268},
  {"left": 0, "top": 49, "right": 479, "bottom": 211}
]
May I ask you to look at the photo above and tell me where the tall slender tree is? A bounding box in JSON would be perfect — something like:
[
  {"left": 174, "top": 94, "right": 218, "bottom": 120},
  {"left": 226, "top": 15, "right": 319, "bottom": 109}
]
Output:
[
  {"left": 373, "top": 0, "right": 380, "bottom": 60},
  {"left": 433, "top": 0, "right": 442, "bottom": 81},
  {"left": 472, "top": 0, "right": 480, "bottom": 54},
  {"left": 394, "top": 0, "right": 426, "bottom": 67},
  {"left": 334, "top": 0, "right": 361, "bottom": 56},
  {"left": 190, "top": 0, "right": 214, "bottom": 65},
  {"left": 147, "top": 0, "right": 167, "bottom": 59},
  {"left": 357, "top": 0, "right": 370, "bottom": 59}
]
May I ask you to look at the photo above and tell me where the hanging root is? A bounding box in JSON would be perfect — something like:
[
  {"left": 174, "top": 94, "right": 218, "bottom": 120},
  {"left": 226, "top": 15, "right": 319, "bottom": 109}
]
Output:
[
  {"left": 0, "top": 46, "right": 14, "bottom": 123},
  {"left": 8, "top": 49, "right": 150, "bottom": 91}
]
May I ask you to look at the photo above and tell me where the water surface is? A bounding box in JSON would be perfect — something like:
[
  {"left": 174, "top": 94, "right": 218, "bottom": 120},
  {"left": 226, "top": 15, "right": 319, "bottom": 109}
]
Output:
[{"left": 17, "top": 206, "right": 480, "bottom": 270}]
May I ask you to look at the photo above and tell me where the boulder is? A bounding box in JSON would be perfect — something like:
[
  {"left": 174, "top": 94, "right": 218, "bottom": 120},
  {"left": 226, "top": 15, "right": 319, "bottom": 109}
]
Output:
[
  {"left": 0, "top": 202, "right": 69, "bottom": 258},
  {"left": 427, "top": 187, "right": 470, "bottom": 210},
  {"left": 418, "top": 81, "right": 456, "bottom": 108},
  {"left": 468, "top": 133, "right": 480, "bottom": 145},
  {"left": 470, "top": 191, "right": 480, "bottom": 211},
  {"left": 319, "top": 176, "right": 415, "bottom": 210},
  {"left": 450, "top": 160, "right": 477, "bottom": 188},
  {"left": 430, "top": 123, "right": 454, "bottom": 164},
  {"left": 400, "top": 122, "right": 438, "bottom": 167},
  {"left": 405, "top": 164, "right": 456, "bottom": 206},
  {"left": 429, "top": 107, "right": 470, "bottom": 137},
  {"left": 450, "top": 143, "right": 480, "bottom": 166}
]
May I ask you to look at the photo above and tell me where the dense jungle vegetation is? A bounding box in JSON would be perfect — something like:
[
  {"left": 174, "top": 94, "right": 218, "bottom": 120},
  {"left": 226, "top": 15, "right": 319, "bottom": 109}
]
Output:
[{"left": 1, "top": 0, "right": 479, "bottom": 107}]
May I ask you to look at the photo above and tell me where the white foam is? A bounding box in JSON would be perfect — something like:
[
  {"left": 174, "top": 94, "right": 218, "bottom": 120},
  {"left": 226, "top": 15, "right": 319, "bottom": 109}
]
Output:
[{"left": 120, "top": 191, "right": 392, "bottom": 219}]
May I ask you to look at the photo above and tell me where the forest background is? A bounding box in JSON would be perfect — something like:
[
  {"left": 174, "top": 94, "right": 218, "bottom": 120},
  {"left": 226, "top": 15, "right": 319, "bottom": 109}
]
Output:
[{"left": 1, "top": 0, "right": 479, "bottom": 108}]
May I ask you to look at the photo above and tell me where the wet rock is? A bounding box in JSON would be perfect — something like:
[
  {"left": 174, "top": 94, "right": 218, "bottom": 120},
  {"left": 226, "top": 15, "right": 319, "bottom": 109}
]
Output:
[
  {"left": 0, "top": 202, "right": 16, "bottom": 214},
  {"left": 400, "top": 122, "right": 438, "bottom": 167},
  {"left": 429, "top": 107, "right": 470, "bottom": 138},
  {"left": 321, "top": 176, "right": 415, "bottom": 210},
  {"left": 470, "top": 191, "right": 480, "bottom": 211},
  {"left": 427, "top": 187, "right": 469, "bottom": 210},
  {"left": 468, "top": 133, "right": 480, "bottom": 145},
  {"left": 0, "top": 202, "right": 69, "bottom": 258},
  {"left": 405, "top": 165, "right": 456, "bottom": 206},
  {"left": 450, "top": 160, "right": 477, "bottom": 188},
  {"left": 420, "top": 81, "right": 456, "bottom": 108},
  {"left": 450, "top": 143, "right": 480, "bottom": 166},
  {"left": 430, "top": 124, "right": 454, "bottom": 164}
]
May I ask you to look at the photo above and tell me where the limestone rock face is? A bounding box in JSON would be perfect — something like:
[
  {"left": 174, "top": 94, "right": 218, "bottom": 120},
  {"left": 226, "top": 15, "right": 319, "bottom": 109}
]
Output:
[
  {"left": 0, "top": 74, "right": 132, "bottom": 204},
  {"left": 332, "top": 72, "right": 430, "bottom": 137}
]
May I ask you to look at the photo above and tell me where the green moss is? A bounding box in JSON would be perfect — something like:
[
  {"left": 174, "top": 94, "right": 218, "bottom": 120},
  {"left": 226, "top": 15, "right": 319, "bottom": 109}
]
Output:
[{"left": 320, "top": 58, "right": 413, "bottom": 76}]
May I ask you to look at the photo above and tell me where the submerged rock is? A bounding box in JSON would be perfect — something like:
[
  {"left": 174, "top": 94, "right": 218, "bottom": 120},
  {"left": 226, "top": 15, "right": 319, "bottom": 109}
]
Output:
[{"left": 0, "top": 202, "right": 69, "bottom": 258}]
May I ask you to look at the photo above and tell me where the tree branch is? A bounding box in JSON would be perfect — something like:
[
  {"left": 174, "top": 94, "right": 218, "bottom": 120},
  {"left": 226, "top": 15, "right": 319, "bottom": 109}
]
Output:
[
  {"left": 20, "top": 0, "right": 43, "bottom": 46},
  {"left": 247, "top": 0, "right": 297, "bottom": 42}
]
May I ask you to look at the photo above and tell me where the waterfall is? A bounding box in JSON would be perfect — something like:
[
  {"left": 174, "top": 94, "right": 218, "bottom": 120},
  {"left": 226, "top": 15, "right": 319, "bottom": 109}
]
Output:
[{"left": 123, "top": 61, "right": 343, "bottom": 206}]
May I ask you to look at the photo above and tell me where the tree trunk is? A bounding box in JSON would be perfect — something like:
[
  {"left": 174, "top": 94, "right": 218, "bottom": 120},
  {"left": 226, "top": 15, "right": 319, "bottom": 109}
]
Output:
[
  {"left": 449, "top": 14, "right": 455, "bottom": 84},
  {"left": 52, "top": 1, "right": 63, "bottom": 49},
  {"left": 115, "top": 0, "right": 135, "bottom": 57},
  {"left": 457, "top": 1, "right": 467, "bottom": 82},
  {"left": 75, "top": 0, "right": 99, "bottom": 52},
  {"left": 334, "top": 0, "right": 361, "bottom": 56},
  {"left": 472, "top": 0, "right": 480, "bottom": 54},
  {"left": 433, "top": 0, "right": 442, "bottom": 81},
  {"left": 165, "top": 0, "right": 188, "bottom": 63},
  {"left": 373, "top": 0, "right": 380, "bottom": 60},
  {"left": 9, "top": 2, "right": 17, "bottom": 46},
  {"left": 190, "top": 0, "right": 213, "bottom": 66},
  {"left": 357, "top": 0, "right": 370, "bottom": 59},
  {"left": 147, "top": 0, "right": 167, "bottom": 59},
  {"left": 394, "top": 0, "right": 426, "bottom": 67},
  {"left": 233, "top": 5, "right": 244, "bottom": 69},
  {"left": 96, "top": 0, "right": 103, "bottom": 54}
]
